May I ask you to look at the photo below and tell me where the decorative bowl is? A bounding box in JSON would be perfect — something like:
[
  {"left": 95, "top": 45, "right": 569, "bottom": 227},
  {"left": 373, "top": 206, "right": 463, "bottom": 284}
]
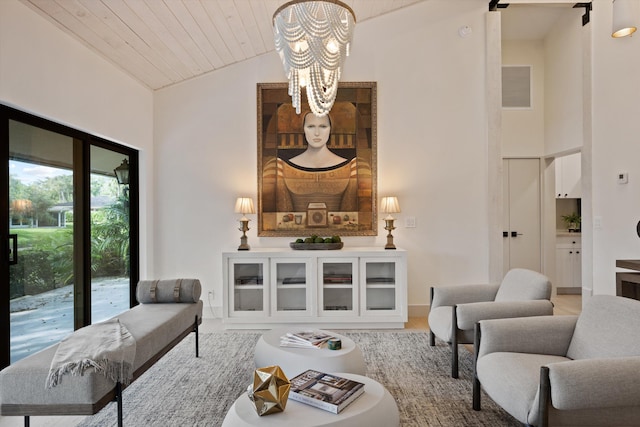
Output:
[{"left": 290, "top": 242, "right": 344, "bottom": 250}]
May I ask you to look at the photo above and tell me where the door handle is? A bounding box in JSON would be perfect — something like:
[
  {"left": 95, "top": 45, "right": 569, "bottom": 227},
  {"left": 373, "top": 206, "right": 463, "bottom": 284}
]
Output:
[
  {"left": 511, "top": 231, "right": 517, "bottom": 237},
  {"left": 9, "top": 233, "right": 17, "bottom": 265},
  {"left": 503, "top": 231, "right": 508, "bottom": 237}
]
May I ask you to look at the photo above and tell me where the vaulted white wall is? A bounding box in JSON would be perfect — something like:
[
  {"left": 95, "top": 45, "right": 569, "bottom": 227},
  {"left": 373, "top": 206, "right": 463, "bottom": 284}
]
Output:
[
  {"left": 154, "top": 0, "right": 491, "bottom": 315},
  {"left": 544, "top": 8, "right": 584, "bottom": 157},
  {"left": 502, "top": 40, "right": 546, "bottom": 158},
  {"left": 0, "top": 0, "right": 155, "bottom": 275},
  {"left": 591, "top": 3, "right": 640, "bottom": 296}
]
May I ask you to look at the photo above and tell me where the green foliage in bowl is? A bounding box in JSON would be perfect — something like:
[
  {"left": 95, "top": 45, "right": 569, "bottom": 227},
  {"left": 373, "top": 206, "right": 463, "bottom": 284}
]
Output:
[{"left": 292, "top": 235, "right": 342, "bottom": 244}]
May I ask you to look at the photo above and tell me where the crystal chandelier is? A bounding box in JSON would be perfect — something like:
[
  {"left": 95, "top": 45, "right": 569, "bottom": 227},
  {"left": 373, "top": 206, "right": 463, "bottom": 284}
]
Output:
[{"left": 273, "top": 0, "right": 356, "bottom": 117}]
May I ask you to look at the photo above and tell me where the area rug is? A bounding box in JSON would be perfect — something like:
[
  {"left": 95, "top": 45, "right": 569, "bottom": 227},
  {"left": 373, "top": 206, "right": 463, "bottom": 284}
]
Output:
[{"left": 76, "top": 331, "right": 521, "bottom": 426}]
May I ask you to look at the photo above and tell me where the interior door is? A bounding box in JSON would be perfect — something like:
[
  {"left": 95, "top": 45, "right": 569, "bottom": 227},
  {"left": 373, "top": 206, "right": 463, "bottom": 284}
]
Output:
[{"left": 503, "top": 158, "right": 542, "bottom": 275}]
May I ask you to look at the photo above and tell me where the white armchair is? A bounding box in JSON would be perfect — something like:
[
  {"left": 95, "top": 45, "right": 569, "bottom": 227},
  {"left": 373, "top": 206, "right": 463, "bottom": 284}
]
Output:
[
  {"left": 473, "top": 295, "right": 640, "bottom": 427},
  {"left": 428, "top": 268, "right": 553, "bottom": 378}
]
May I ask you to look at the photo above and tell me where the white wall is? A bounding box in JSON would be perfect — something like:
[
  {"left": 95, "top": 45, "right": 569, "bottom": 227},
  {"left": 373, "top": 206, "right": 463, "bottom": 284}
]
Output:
[
  {"left": 0, "top": 0, "right": 155, "bottom": 276},
  {"left": 501, "top": 40, "right": 546, "bottom": 158},
  {"left": 591, "top": 2, "right": 640, "bottom": 296},
  {"left": 154, "top": 0, "right": 491, "bottom": 317},
  {"left": 544, "top": 8, "right": 584, "bottom": 156}
]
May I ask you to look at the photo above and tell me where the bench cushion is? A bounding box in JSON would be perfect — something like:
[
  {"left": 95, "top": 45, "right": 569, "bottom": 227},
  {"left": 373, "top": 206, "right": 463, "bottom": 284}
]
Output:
[
  {"left": 122, "top": 301, "right": 203, "bottom": 371},
  {"left": 136, "top": 279, "right": 201, "bottom": 304},
  {"left": 0, "top": 300, "right": 202, "bottom": 411}
]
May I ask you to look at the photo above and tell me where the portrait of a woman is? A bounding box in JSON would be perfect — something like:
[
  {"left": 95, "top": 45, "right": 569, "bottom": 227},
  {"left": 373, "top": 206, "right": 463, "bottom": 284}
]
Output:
[
  {"left": 258, "top": 82, "right": 376, "bottom": 236},
  {"left": 275, "top": 112, "right": 358, "bottom": 213}
]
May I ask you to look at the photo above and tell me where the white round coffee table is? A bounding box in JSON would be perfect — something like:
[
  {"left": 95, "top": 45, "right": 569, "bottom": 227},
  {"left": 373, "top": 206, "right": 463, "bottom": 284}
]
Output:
[
  {"left": 254, "top": 328, "right": 366, "bottom": 379},
  {"left": 221, "top": 373, "right": 399, "bottom": 427}
]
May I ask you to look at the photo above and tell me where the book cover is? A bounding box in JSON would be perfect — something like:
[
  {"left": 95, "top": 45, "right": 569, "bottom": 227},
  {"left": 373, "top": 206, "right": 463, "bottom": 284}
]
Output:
[{"left": 288, "top": 370, "right": 365, "bottom": 414}]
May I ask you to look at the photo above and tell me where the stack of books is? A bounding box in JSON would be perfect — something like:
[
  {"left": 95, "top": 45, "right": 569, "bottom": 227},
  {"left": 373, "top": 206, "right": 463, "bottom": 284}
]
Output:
[
  {"left": 288, "top": 370, "right": 365, "bottom": 413},
  {"left": 279, "top": 330, "right": 335, "bottom": 349}
]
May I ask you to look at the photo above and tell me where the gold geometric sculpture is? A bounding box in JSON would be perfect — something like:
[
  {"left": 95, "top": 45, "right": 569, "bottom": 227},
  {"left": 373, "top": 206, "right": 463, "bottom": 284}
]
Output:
[{"left": 247, "top": 365, "right": 291, "bottom": 416}]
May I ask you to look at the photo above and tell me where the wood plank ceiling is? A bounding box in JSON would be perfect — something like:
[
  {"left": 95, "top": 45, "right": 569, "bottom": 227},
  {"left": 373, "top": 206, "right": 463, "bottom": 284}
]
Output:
[{"left": 20, "top": 0, "right": 427, "bottom": 90}]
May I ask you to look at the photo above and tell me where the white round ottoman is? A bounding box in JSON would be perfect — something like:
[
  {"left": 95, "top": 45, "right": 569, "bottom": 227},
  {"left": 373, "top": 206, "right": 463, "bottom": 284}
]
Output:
[
  {"left": 254, "top": 328, "right": 366, "bottom": 379},
  {"left": 222, "top": 373, "right": 399, "bottom": 427}
]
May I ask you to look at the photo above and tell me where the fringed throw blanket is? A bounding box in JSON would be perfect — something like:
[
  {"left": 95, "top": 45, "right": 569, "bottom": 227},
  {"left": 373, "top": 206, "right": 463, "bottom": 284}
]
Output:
[{"left": 46, "top": 318, "right": 136, "bottom": 389}]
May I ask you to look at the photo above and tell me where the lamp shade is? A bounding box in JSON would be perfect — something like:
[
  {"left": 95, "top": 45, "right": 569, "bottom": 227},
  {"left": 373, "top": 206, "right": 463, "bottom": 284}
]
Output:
[
  {"left": 612, "top": 0, "right": 638, "bottom": 38},
  {"left": 235, "top": 197, "right": 256, "bottom": 215},
  {"left": 380, "top": 197, "right": 401, "bottom": 214}
]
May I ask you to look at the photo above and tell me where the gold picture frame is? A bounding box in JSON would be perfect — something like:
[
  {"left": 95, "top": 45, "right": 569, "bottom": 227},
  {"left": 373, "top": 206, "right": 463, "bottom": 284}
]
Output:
[{"left": 257, "top": 82, "right": 377, "bottom": 237}]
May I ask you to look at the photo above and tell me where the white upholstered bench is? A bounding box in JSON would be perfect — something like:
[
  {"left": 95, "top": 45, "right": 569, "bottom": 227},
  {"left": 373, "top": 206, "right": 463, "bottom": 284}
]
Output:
[{"left": 0, "top": 279, "right": 203, "bottom": 427}]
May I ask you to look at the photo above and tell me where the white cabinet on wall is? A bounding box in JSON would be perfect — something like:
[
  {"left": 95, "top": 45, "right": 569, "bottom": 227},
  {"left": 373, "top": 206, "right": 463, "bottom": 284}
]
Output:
[
  {"left": 223, "top": 248, "right": 407, "bottom": 329},
  {"left": 555, "top": 235, "right": 581, "bottom": 294},
  {"left": 555, "top": 153, "right": 581, "bottom": 198}
]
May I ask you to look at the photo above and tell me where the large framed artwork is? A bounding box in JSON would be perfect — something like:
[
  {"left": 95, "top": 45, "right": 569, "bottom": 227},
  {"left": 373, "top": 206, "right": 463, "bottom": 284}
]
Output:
[{"left": 257, "top": 82, "right": 377, "bottom": 237}]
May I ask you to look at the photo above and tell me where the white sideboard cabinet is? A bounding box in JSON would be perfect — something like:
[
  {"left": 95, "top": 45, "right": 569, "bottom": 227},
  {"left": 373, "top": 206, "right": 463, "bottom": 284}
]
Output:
[{"left": 222, "top": 248, "right": 407, "bottom": 329}]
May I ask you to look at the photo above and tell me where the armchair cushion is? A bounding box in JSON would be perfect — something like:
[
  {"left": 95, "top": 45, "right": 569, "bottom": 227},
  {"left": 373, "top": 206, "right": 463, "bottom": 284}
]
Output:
[
  {"left": 477, "top": 352, "right": 569, "bottom": 426},
  {"left": 456, "top": 300, "right": 553, "bottom": 330},
  {"left": 548, "top": 356, "right": 640, "bottom": 410},
  {"left": 494, "top": 268, "right": 552, "bottom": 302},
  {"left": 567, "top": 295, "right": 640, "bottom": 360},
  {"left": 477, "top": 315, "right": 578, "bottom": 358},
  {"left": 430, "top": 283, "right": 500, "bottom": 309}
]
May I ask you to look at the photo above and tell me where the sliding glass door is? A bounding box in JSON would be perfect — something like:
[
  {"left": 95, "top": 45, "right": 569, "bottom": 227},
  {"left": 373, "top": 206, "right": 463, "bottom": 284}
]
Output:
[
  {"left": 0, "top": 106, "right": 139, "bottom": 368},
  {"left": 90, "top": 146, "right": 131, "bottom": 323},
  {"left": 8, "top": 120, "right": 76, "bottom": 363}
]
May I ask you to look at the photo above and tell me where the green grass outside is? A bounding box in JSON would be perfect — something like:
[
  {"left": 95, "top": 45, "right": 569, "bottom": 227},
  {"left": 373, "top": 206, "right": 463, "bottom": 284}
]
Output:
[{"left": 10, "top": 226, "right": 73, "bottom": 248}]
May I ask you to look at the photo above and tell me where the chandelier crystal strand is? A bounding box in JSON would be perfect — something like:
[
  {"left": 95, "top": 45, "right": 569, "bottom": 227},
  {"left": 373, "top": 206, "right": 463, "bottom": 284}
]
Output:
[{"left": 273, "top": 0, "right": 355, "bottom": 117}]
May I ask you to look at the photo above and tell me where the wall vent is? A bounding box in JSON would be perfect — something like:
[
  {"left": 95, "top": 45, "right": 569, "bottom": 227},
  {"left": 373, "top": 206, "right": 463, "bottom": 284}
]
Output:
[{"left": 502, "top": 65, "right": 531, "bottom": 108}]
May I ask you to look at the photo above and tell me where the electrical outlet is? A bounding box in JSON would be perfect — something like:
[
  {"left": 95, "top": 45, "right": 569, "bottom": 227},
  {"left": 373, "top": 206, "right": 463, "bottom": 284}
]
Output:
[{"left": 405, "top": 216, "right": 416, "bottom": 228}]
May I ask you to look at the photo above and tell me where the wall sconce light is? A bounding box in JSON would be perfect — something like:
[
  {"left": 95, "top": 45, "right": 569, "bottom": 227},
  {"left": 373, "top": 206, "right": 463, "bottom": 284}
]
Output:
[
  {"left": 114, "top": 159, "right": 130, "bottom": 201},
  {"left": 235, "top": 197, "right": 256, "bottom": 251},
  {"left": 612, "top": 0, "right": 638, "bottom": 38},
  {"left": 380, "top": 196, "right": 401, "bottom": 250},
  {"left": 114, "top": 159, "right": 130, "bottom": 185}
]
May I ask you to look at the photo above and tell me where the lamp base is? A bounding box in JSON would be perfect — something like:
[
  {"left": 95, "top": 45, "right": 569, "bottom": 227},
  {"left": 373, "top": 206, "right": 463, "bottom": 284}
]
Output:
[
  {"left": 384, "top": 219, "right": 396, "bottom": 250},
  {"left": 238, "top": 220, "right": 251, "bottom": 251}
]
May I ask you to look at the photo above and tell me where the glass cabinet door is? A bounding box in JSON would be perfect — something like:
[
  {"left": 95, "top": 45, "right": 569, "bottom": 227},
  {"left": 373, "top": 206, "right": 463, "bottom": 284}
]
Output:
[
  {"left": 271, "top": 258, "right": 312, "bottom": 317},
  {"left": 318, "top": 257, "right": 358, "bottom": 316},
  {"left": 229, "top": 258, "right": 268, "bottom": 317},
  {"left": 360, "top": 258, "right": 402, "bottom": 315}
]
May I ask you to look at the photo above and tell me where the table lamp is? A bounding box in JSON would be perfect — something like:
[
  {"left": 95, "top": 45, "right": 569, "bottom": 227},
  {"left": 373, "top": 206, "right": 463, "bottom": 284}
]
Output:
[
  {"left": 235, "top": 197, "right": 256, "bottom": 251},
  {"left": 380, "top": 197, "right": 400, "bottom": 250}
]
